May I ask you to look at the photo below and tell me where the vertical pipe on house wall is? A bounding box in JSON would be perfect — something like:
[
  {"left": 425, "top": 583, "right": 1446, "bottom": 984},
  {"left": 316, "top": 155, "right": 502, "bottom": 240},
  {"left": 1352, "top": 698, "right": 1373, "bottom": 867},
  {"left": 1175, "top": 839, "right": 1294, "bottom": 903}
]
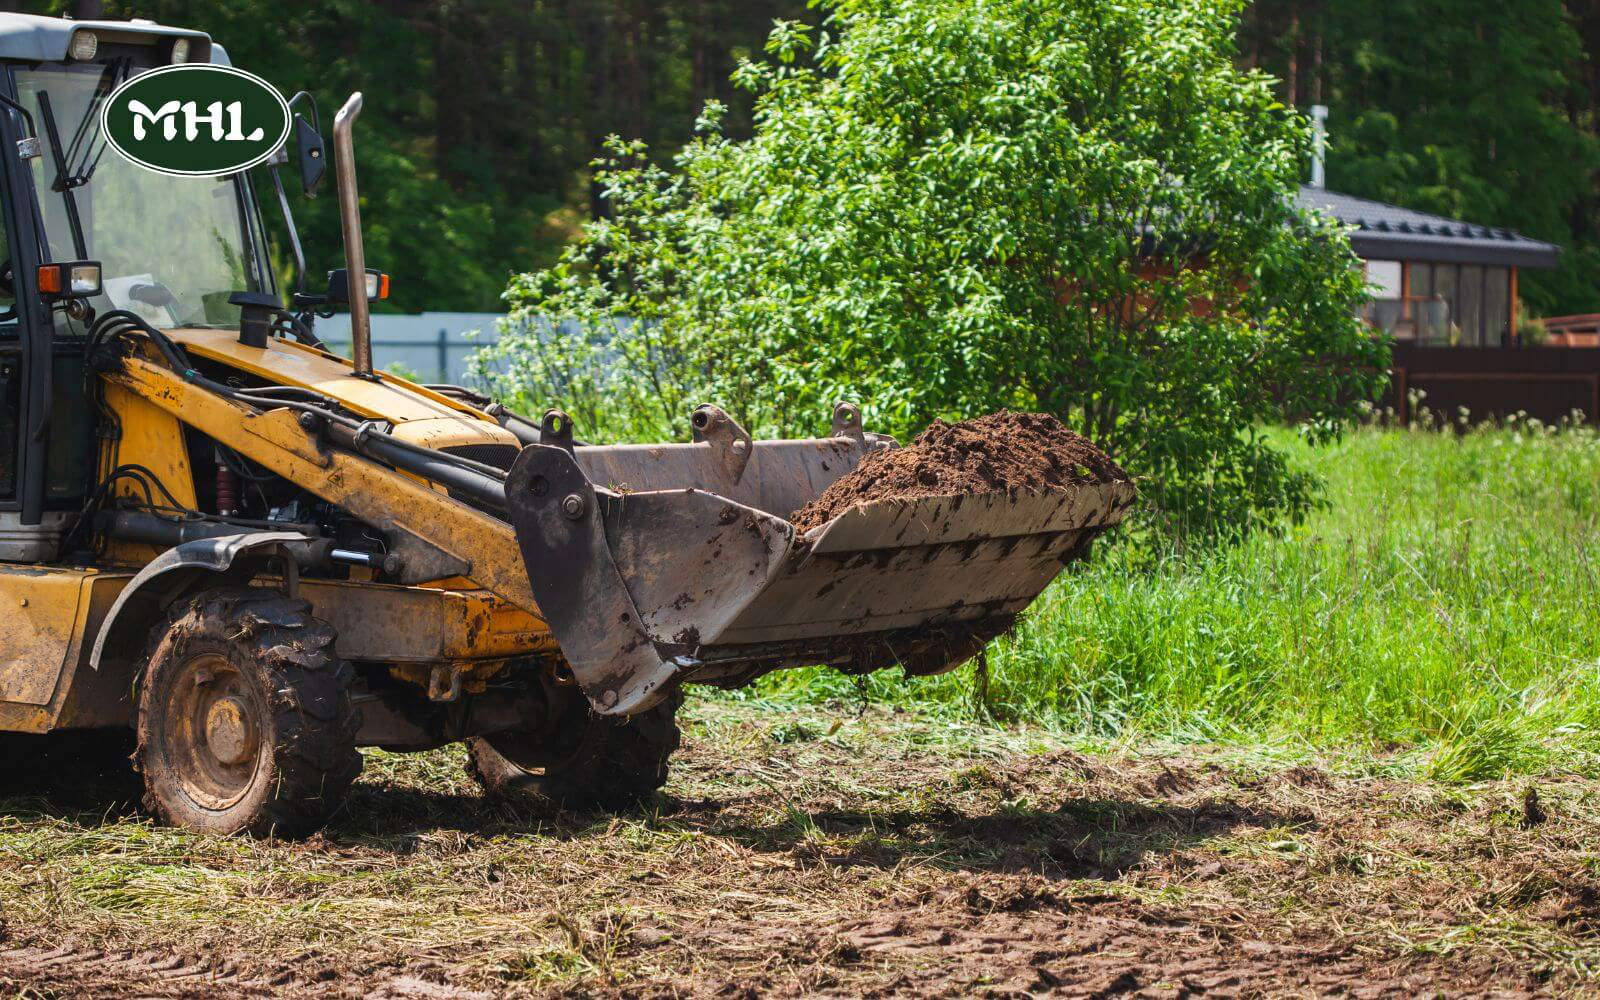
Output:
[
  {"left": 1400, "top": 261, "right": 1412, "bottom": 332},
  {"left": 1509, "top": 268, "right": 1519, "bottom": 344},
  {"left": 1309, "top": 105, "right": 1328, "bottom": 190}
]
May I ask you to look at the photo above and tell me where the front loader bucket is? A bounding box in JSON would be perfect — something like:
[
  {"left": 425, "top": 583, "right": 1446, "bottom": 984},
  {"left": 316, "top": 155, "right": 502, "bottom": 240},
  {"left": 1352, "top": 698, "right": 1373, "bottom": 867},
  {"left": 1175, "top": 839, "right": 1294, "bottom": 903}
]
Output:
[{"left": 505, "top": 406, "right": 1135, "bottom": 715}]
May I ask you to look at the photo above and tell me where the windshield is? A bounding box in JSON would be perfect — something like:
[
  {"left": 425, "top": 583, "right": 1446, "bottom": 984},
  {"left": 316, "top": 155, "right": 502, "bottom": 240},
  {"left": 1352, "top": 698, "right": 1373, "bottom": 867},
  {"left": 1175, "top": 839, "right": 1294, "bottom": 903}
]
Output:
[{"left": 13, "top": 61, "right": 272, "bottom": 330}]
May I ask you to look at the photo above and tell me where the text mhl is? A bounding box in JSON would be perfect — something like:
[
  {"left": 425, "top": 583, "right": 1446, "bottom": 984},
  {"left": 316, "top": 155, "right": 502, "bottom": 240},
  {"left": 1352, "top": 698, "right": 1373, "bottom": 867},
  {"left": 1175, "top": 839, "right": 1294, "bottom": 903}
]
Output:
[{"left": 127, "top": 100, "right": 265, "bottom": 142}]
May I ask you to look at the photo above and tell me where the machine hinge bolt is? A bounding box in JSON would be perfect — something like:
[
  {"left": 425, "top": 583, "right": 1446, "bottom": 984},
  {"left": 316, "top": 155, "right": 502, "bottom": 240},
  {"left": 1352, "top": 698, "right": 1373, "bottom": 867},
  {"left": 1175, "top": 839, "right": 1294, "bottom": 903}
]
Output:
[{"left": 561, "top": 494, "right": 586, "bottom": 519}]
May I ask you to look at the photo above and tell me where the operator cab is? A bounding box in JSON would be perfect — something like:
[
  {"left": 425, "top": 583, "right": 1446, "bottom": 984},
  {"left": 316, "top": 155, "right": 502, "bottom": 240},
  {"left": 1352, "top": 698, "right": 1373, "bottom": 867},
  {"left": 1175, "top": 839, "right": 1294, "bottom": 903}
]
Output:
[{"left": 0, "top": 15, "right": 269, "bottom": 560}]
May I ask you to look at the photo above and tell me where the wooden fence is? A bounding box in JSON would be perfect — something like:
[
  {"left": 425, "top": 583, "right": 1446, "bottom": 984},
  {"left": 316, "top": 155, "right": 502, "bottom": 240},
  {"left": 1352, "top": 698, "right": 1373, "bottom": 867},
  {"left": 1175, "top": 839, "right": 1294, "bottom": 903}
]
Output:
[{"left": 1387, "top": 343, "right": 1600, "bottom": 424}]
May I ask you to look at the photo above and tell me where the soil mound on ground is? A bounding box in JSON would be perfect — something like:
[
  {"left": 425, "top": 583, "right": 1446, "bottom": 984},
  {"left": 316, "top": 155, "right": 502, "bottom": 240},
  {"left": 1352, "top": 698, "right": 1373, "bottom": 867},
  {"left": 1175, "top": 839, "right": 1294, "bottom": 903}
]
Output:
[{"left": 789, "top": 411, "right": 1128, "bottom": 531}]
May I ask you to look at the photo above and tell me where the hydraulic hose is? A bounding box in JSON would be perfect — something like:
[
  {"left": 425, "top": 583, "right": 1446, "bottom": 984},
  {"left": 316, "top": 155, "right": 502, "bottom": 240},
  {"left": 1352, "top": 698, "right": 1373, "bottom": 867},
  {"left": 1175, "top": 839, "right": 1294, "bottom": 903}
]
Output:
[
  {"left": 327, "top": 422, "right": 508, "bottom": 512},
  {"left": 95, "top": 510, "right": 401, "bottom": 574}
]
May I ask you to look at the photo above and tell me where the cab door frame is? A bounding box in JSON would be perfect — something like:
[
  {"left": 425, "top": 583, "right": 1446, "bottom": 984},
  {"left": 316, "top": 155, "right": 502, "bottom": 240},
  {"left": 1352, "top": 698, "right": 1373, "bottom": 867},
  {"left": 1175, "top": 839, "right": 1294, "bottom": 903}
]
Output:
[{"left": 0, "top": 73, "right": 57, "bottom": 529}]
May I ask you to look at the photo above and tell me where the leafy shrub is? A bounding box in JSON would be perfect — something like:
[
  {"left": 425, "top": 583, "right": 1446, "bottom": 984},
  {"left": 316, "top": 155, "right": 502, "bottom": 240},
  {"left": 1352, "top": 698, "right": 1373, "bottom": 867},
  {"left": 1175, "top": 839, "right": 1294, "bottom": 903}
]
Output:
[{"left": 480, "top": 0, "right": 1388, "bottom": 538}]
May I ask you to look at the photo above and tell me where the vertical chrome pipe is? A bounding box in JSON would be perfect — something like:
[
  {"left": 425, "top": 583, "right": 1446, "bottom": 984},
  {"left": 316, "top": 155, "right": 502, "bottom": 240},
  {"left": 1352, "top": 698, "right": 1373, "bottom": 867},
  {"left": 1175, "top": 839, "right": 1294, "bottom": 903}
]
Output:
[{"left": 332, "top": 92, "right": 372, "bottom": 377}]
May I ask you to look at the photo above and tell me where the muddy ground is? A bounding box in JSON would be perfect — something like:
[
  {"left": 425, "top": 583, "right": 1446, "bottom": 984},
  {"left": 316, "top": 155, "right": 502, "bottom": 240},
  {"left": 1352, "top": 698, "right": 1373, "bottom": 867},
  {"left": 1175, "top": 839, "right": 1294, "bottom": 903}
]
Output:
[{"left": 0, "top": 701, "right": 1596, "bottom": 998}]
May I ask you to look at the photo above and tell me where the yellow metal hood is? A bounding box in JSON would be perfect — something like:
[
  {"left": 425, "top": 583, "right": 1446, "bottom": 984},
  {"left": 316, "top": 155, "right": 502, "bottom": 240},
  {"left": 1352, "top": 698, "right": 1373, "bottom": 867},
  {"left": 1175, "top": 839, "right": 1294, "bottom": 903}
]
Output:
[{"left": 166, "top": 327, "right": 520, "bottom": 453}]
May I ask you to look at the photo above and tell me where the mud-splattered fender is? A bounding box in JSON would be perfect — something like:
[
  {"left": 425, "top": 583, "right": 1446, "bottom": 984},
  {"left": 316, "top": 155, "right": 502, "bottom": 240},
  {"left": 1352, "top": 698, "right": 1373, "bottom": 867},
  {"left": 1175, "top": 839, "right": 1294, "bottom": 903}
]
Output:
[{"left": 88, "top": 532, "right": 310, "bottom": 670}]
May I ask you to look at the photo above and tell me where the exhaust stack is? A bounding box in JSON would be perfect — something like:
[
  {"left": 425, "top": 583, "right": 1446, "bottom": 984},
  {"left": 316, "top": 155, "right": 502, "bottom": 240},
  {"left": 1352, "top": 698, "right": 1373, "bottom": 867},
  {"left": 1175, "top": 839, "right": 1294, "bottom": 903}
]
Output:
[{"left": 332, "top": 92, "right": 372, "bottom": 378}]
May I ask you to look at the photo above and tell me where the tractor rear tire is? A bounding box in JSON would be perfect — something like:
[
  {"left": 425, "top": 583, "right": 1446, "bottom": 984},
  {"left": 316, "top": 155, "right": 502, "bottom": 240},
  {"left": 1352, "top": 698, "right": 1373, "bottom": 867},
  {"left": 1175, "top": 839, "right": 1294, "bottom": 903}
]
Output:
[
  {"left": 466, "top": 686, "right": 681, "bottom": 809},
  {"left": 135, "top": 587, "right": 362, "bottom": 838}
]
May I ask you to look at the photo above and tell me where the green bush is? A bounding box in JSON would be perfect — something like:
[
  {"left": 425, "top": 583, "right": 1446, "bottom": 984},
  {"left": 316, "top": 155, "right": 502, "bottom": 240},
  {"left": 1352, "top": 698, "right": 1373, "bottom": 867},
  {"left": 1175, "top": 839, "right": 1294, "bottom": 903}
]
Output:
[{"left": 481, "top": 0, "right": 1387, "bottom": 537}]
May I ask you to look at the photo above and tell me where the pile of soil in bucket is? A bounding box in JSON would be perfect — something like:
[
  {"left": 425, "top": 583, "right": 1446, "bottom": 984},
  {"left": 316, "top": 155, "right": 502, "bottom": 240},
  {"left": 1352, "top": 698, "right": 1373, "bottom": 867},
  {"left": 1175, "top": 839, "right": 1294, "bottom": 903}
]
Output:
[{"left": 788, "top": 410, "right": 1129, "bottom": 532}]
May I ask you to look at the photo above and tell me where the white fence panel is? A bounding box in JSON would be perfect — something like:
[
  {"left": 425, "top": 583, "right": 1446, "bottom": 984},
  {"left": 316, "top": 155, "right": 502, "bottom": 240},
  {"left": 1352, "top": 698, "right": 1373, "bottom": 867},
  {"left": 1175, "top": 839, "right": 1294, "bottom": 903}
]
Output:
[{"left": 315, "top": 312, "right": 502, "bottom": 384}]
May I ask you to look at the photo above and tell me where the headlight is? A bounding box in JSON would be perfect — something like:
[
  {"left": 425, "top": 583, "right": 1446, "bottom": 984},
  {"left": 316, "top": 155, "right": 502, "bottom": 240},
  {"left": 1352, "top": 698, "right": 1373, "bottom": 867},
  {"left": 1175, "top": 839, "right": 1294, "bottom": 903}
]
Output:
[
  {"left": 36, "top": 260, "right": 102, "bottom": 300},
  {"left": 68, "top": 264, "right": 102, "bottom": 296},
  {"left": 171, "top": 38, "right": 191, "bottom": 63},
  {"left": 68, "top": 30, "right": 98, "bottom": 61}
]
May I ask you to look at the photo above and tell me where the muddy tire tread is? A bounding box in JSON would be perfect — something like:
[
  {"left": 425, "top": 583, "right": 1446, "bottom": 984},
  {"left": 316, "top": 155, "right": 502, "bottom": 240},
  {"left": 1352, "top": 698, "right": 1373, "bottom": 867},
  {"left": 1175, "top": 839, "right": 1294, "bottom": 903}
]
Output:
[{"left": 136, "top": 587, "right": 361, "bottom": 838}]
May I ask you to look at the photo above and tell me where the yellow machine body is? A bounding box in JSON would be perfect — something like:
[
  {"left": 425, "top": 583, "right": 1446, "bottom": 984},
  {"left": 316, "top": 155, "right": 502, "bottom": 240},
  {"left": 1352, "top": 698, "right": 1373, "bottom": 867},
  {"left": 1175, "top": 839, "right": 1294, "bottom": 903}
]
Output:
[{"left": 3, "top": 330, "right": 557, "bottom": 735}]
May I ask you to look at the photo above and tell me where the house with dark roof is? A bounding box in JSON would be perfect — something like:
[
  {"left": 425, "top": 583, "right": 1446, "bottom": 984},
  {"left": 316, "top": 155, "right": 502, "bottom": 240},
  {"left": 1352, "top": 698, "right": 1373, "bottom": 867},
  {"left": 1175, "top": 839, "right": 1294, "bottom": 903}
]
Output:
[
  {"left": 1297, "top": 186, "right": 1561, "bottom": 348},
  {"left": 1292, "top": 109, "right": 1600, "bottom": 423}
]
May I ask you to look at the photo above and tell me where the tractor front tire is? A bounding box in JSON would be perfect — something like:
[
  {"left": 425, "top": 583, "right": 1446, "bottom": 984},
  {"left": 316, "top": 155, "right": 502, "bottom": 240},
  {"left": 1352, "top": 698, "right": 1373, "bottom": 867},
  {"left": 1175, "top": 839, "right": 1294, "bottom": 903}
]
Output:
[
  {"left": 135, "top": 587, "right": 362, "bottom": 838},
  {"left": 466, "top": 686, "right": 681, "bottom": 809}
]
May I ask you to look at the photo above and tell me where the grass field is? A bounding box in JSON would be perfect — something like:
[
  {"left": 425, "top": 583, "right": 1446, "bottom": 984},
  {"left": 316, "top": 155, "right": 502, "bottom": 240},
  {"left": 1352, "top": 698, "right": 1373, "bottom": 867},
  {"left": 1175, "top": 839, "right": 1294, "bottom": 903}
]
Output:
[{"left": 751, "top": 421, "right": 1600, "bottom": 781}]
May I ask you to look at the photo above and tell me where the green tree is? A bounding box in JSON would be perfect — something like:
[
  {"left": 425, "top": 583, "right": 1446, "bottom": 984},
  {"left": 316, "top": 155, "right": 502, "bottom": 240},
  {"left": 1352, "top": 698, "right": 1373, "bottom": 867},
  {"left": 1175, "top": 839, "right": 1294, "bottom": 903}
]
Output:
[
  {"left": 1241, "top": 0, "right": 1600, "bottom": 315},
  {"left": 484, "top": 0, "right": 1387, "bottom": 539}
]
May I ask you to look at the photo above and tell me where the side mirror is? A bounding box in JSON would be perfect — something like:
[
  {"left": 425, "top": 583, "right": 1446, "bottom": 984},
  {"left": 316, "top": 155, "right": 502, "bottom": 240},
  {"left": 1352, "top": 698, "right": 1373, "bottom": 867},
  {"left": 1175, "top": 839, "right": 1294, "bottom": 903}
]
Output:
[
  {"left": 325, "top": 267, "right": 389, "bottom": 304},
  {"left": 37, "top": 260, "right": 100, "bottom": 300},
  {"left": 294, "top": 113, "right": 325, "bottom": 197}
]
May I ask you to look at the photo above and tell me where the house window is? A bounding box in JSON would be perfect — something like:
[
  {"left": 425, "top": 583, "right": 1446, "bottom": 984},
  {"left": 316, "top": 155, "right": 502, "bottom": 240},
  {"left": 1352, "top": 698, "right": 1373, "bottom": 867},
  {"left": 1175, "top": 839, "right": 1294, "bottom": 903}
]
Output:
[
  {"left": 1460, "top": 265, "right": 1484, "bottom": 344},
  {"left": 1360, "top": 260, "right": 1413, "bottom": 337},
  {"left": 1484, "top": 267, "right": 1510, "bottom": 344},
  {"left": 1366, "top": 260, "right": 1402, "bottom": 298},
  {"left": 1399, "top": 262, "right": 1514, "bottom": 347},
  {"left": 1432, "top": 265, "right": 1457, "bottom": 342}
]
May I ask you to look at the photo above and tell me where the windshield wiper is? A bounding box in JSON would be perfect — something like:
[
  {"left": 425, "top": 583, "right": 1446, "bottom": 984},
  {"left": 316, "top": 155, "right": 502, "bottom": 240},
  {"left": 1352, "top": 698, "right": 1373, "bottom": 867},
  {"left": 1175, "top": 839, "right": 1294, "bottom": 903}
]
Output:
[
  {"left": 34, "top": 91, "right": 85, "bottom": 258},
  {"left": 34, "top": 60, "right": 129, "bottom": 259},
  {"left": 59, "top": 59, "right": 125, "bottom": 189}
]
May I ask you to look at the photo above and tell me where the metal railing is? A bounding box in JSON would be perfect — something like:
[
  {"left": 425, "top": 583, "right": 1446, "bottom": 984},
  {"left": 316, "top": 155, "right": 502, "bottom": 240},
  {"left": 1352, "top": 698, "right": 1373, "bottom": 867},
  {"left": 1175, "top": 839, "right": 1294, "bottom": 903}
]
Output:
[{"left": 1362, "top": 296, "right": 1452, "bottom": 343}]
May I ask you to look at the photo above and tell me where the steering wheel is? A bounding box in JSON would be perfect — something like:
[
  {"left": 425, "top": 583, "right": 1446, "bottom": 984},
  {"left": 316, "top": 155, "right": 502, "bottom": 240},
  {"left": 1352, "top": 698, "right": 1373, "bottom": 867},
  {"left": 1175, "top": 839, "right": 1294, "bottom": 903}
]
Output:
[{"left": 0, "top": 261, "right": 15, "bottom": 323}]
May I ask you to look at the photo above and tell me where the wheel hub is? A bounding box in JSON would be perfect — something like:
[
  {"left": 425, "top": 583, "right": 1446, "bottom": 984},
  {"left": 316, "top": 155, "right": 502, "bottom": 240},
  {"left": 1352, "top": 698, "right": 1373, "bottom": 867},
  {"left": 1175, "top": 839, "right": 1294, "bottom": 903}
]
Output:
[
  {"left": 204, "top": 695, "right": 257, "bottom": 766},
  {"left": 161, "top": 652, "right": 264, "bottom": 810}
]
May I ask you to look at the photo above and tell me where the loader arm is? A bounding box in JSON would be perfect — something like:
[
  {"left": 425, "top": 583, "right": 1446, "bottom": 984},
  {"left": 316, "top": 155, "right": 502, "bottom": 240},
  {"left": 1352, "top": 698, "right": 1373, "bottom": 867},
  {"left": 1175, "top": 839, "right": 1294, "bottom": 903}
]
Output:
[{"left": 104, "top": 356, "right": 542, "bottom": 617}]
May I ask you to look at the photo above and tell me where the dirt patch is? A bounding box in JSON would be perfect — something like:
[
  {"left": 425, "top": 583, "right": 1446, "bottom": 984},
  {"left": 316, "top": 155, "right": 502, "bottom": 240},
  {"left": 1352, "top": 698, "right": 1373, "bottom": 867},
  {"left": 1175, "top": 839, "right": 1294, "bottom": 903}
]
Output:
[
  {"left": 789, "top": 411, "right": 1129, "bottom": 531},
  {"left": 1, "top": 704, "right": 1593, "bottom": 998},
  {"left": 0, "top": 944, "right": 491, "bottom": 998}
]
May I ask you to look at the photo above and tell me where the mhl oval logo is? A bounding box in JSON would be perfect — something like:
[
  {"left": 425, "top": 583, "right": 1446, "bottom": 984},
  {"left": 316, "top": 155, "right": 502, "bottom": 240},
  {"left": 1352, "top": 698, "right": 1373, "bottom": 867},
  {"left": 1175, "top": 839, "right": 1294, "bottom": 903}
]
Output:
[{"left": 100, "top": 64, "right": 290, "bottom": 177}]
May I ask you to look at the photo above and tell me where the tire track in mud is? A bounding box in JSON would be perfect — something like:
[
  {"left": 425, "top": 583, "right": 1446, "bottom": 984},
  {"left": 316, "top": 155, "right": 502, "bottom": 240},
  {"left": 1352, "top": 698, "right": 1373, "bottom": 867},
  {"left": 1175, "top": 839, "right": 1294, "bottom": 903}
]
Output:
[
  {"left": 0, "top": 943, "right": 493, "bottom": 999},
  {"left": 828, "top": 895, "right": 1525, "bottom": 999},
  {"left": 0, "top": 943, "right": 264, "bottom": 997},
  {"left": 649, "top": 885, "right": 1549, "bottom": 999}
]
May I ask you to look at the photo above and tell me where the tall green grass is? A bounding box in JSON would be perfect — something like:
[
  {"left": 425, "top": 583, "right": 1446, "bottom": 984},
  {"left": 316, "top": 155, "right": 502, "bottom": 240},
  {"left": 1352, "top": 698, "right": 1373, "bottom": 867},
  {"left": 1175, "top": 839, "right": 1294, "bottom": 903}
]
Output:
[{"left": 743, "top": 421, "right": 1600, "bottom": 776}]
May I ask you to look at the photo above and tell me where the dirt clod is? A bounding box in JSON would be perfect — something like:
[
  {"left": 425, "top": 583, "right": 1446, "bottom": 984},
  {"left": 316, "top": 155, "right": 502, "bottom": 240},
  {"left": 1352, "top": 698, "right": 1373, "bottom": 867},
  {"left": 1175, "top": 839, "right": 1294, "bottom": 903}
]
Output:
[
  {"left": 1523, "top": 785, "right": 1547, "bottom": 828},
  {"left": 789, "top": 411, "right": 1128, "bottom": 531}
]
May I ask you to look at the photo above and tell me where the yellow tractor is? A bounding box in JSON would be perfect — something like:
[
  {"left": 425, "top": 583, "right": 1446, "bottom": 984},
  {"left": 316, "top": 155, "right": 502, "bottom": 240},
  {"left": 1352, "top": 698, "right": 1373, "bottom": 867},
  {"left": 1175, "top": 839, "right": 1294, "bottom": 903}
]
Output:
[{"left": 0, "top": 14, "right": 1133, "bottom": 836}]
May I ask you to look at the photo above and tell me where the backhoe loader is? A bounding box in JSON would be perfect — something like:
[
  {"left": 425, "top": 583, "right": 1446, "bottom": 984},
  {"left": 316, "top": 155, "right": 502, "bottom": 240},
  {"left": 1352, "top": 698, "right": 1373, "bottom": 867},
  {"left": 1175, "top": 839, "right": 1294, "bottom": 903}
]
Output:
[{"left": 0, "top": 13, "right": 1134, "bottom": 836}]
